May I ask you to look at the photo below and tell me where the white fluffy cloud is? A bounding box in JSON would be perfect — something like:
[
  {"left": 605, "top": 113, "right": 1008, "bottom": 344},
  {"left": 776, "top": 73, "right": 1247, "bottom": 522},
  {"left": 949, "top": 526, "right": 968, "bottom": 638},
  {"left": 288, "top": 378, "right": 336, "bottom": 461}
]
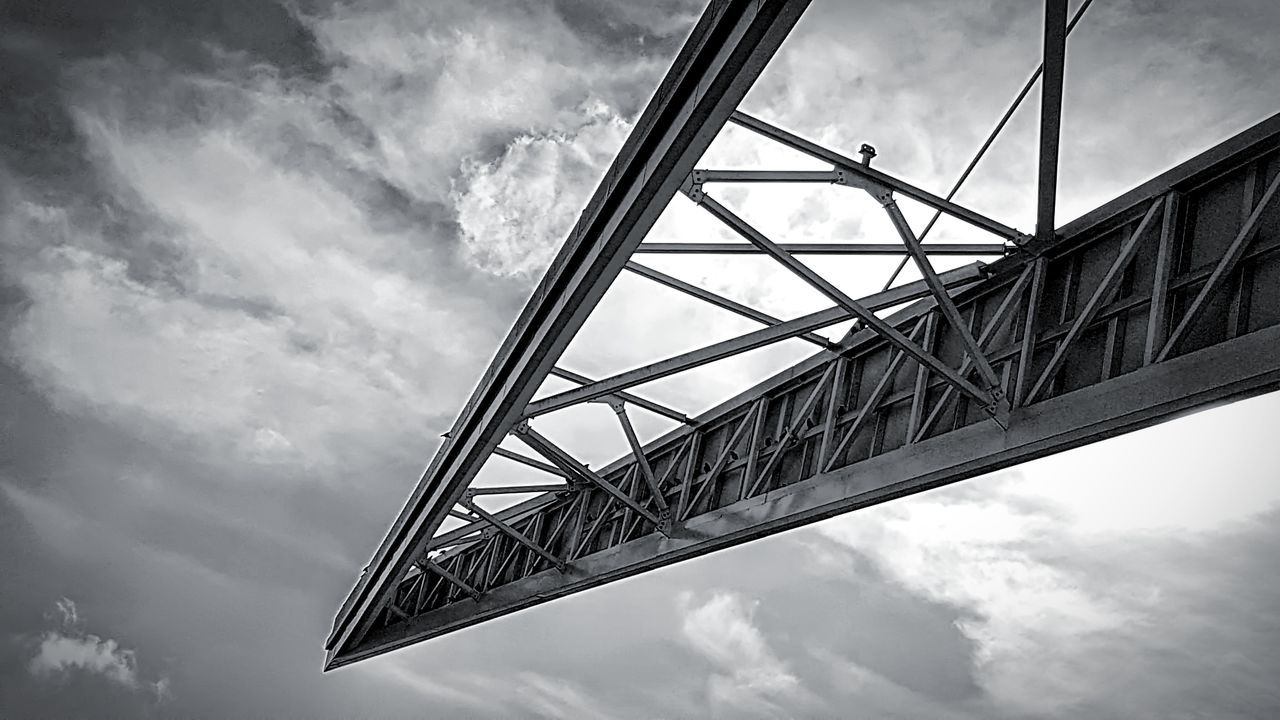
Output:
[
  {"left": 31, "top": 631, "right": 141, "bottom": 690},
  {"left": 27, "top": 599, "right": 168, "bottom": 702},
  {"left": 454, "top": 102, "right": 631, "bottom": 278}
]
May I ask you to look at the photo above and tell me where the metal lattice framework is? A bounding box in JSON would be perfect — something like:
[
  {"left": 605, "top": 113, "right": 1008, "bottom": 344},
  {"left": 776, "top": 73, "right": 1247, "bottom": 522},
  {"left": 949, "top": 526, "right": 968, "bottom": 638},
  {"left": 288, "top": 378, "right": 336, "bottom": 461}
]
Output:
[{"left": 325, "top": 0, "right": 1280, "bottom": 669}]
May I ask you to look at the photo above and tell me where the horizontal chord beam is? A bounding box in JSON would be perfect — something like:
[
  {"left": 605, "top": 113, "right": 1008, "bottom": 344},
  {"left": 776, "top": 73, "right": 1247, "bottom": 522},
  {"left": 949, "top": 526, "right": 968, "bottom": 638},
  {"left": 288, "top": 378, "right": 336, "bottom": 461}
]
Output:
[{"left": 634, "top": 243, "right": 1007, "bottom": 255}]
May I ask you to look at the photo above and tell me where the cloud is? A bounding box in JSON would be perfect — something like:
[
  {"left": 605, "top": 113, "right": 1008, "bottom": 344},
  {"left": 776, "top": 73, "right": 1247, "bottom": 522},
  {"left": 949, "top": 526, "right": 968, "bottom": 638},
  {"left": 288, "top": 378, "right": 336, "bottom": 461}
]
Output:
[
  {"left": 513, "top": 672, "right": 625, "bottom": 720},
  {"left": 454, "top": 101, "right": 631, "bottom": 278},
  {"left": 380, "top": 664, "right": 509, "bottom": 716},
  {"left": 52, "top": 597, "right": 79, "bottom": 628},
  {"left": 813, "top": 472, "right": 1280, "bottom": 717},
  {"left": 27, "top": 598, "right": 169, "bottom": 703},
  {"left": 301, "top": 0, "right": 671, "bottom": 203},
  {"left": 808, "top": 648, "right": 987, "bottom": 720},
  {"left": 30, "top": 630, "right": 140, "bottom": 689},
  {"left": 816, "top": 477, "right": 1143, "bottom": 713},
  {"left": 0, "top": 0, "right": 693, "bottom": 479},
  {"left": 383, "top": 663, "right": 621, "bottom": 720},
  {"left": 0, "top": 66, "right": 497, "bottom": 477},
  {"left": 677, "top": 591, "right": 804, "bottom": 718}
]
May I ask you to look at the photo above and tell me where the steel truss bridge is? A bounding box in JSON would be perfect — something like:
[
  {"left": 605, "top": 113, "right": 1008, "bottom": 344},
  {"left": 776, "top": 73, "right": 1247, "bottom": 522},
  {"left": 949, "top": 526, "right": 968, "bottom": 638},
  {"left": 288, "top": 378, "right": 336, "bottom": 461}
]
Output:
[{"left": 326, "top": 0, "right": 1280, "bottom": 669}]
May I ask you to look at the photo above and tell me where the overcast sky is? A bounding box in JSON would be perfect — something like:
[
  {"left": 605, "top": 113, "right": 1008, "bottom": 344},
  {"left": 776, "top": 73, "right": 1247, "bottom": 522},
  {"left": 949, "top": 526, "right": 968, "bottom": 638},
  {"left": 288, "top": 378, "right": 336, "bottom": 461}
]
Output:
[{"left": 2, "top": 0, "right": 1280, "bottom": 717}]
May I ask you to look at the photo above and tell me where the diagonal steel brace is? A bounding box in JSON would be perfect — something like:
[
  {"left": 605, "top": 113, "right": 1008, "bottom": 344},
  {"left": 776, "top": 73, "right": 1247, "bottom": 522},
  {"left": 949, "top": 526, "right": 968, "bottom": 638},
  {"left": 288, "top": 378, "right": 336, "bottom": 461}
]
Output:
[{"left": 513, "top": 422, "right": 666, "bottom": 532}]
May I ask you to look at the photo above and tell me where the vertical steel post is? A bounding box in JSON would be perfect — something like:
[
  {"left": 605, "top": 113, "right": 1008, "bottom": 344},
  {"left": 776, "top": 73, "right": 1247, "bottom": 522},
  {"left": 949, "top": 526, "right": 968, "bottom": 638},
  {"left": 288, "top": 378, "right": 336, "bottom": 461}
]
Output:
[{"left": 1036, "top": 0, "right": 1068, "bottom": 242}]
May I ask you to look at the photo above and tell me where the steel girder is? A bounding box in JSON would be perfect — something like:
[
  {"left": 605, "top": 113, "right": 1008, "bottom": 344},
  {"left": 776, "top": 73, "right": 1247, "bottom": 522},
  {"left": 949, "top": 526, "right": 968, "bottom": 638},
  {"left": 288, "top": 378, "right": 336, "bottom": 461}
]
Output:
[{"left": 326, "top": 0, "right": 1280, "bottom": 670}]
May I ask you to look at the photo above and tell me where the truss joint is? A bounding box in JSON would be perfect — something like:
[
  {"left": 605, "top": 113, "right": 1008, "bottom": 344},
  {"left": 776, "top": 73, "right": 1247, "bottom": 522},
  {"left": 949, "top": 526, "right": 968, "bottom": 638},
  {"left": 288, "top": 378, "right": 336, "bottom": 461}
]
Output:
[
  {"left": 681, "top": 174, "right": 706, "bottom": 204},
  {"left": 833, "top": 165, "right": 892, "bottom": 199}
]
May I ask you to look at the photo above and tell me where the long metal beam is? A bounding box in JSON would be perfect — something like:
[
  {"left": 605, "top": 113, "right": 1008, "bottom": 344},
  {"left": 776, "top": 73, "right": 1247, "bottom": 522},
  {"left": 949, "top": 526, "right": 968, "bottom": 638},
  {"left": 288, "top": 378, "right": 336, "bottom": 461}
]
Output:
[
  {"left": 491, "top": 446, "right": 566, "bottom": 477},
  {"left": 610, "top": 400, "right": 671, "bottom": 516},
  {"left": 421, "top": 560, "right": 482, "bottom": 602},
  {"left": 468, "top": 484, "right": 574, "bottom": 496},
  {"left": 428, "top": 494, "right": 561, "bottom": 552},
  {"left": 634, "top": 242, "right": 1006, "bottom": 255},
  {"left": 694, "top": 169, "right": 838, "bottom": 183}
]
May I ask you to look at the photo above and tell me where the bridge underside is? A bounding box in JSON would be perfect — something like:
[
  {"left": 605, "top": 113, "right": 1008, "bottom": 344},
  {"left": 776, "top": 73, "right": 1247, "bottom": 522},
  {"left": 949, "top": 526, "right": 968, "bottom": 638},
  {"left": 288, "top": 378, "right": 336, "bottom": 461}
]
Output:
[{"left": 326, "top": 0, "right": 1280, "bottom": 669}]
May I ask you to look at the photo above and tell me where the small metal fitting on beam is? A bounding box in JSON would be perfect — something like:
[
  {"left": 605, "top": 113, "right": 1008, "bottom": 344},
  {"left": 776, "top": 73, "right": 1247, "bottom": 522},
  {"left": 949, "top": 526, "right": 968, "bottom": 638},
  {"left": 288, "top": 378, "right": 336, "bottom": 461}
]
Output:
[
  {"left": 832, "top": 166, "right": 890, "bottom": 198},
  {"left": 858, "top": 143, "right": 877, "bottom": 166},
  {"left": 681, "top": 174, "right": 706, "bottom": 204},
  {"left": 658, "top": 507, "right": 673, "bottom": 535}
]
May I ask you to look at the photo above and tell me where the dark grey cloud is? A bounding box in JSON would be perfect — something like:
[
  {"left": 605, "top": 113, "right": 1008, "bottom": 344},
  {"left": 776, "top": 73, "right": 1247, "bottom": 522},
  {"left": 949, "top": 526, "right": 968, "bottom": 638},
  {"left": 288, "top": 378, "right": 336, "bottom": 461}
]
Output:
[{"left": 0, "top": 0, "right": 324, "bottom": 198}]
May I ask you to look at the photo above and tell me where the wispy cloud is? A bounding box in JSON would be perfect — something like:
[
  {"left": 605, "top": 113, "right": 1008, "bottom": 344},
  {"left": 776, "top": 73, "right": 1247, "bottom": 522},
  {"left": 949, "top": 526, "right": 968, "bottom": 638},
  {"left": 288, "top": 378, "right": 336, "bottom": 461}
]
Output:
[
  {"left": 513, "top": 671, "right": 625, "bottom": 720},
  {"left": 383, "top": 662, "right": 621, "bottom": 720},
  {"left": 677, "top": 590, "right": 806, "bottom": 718}
]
